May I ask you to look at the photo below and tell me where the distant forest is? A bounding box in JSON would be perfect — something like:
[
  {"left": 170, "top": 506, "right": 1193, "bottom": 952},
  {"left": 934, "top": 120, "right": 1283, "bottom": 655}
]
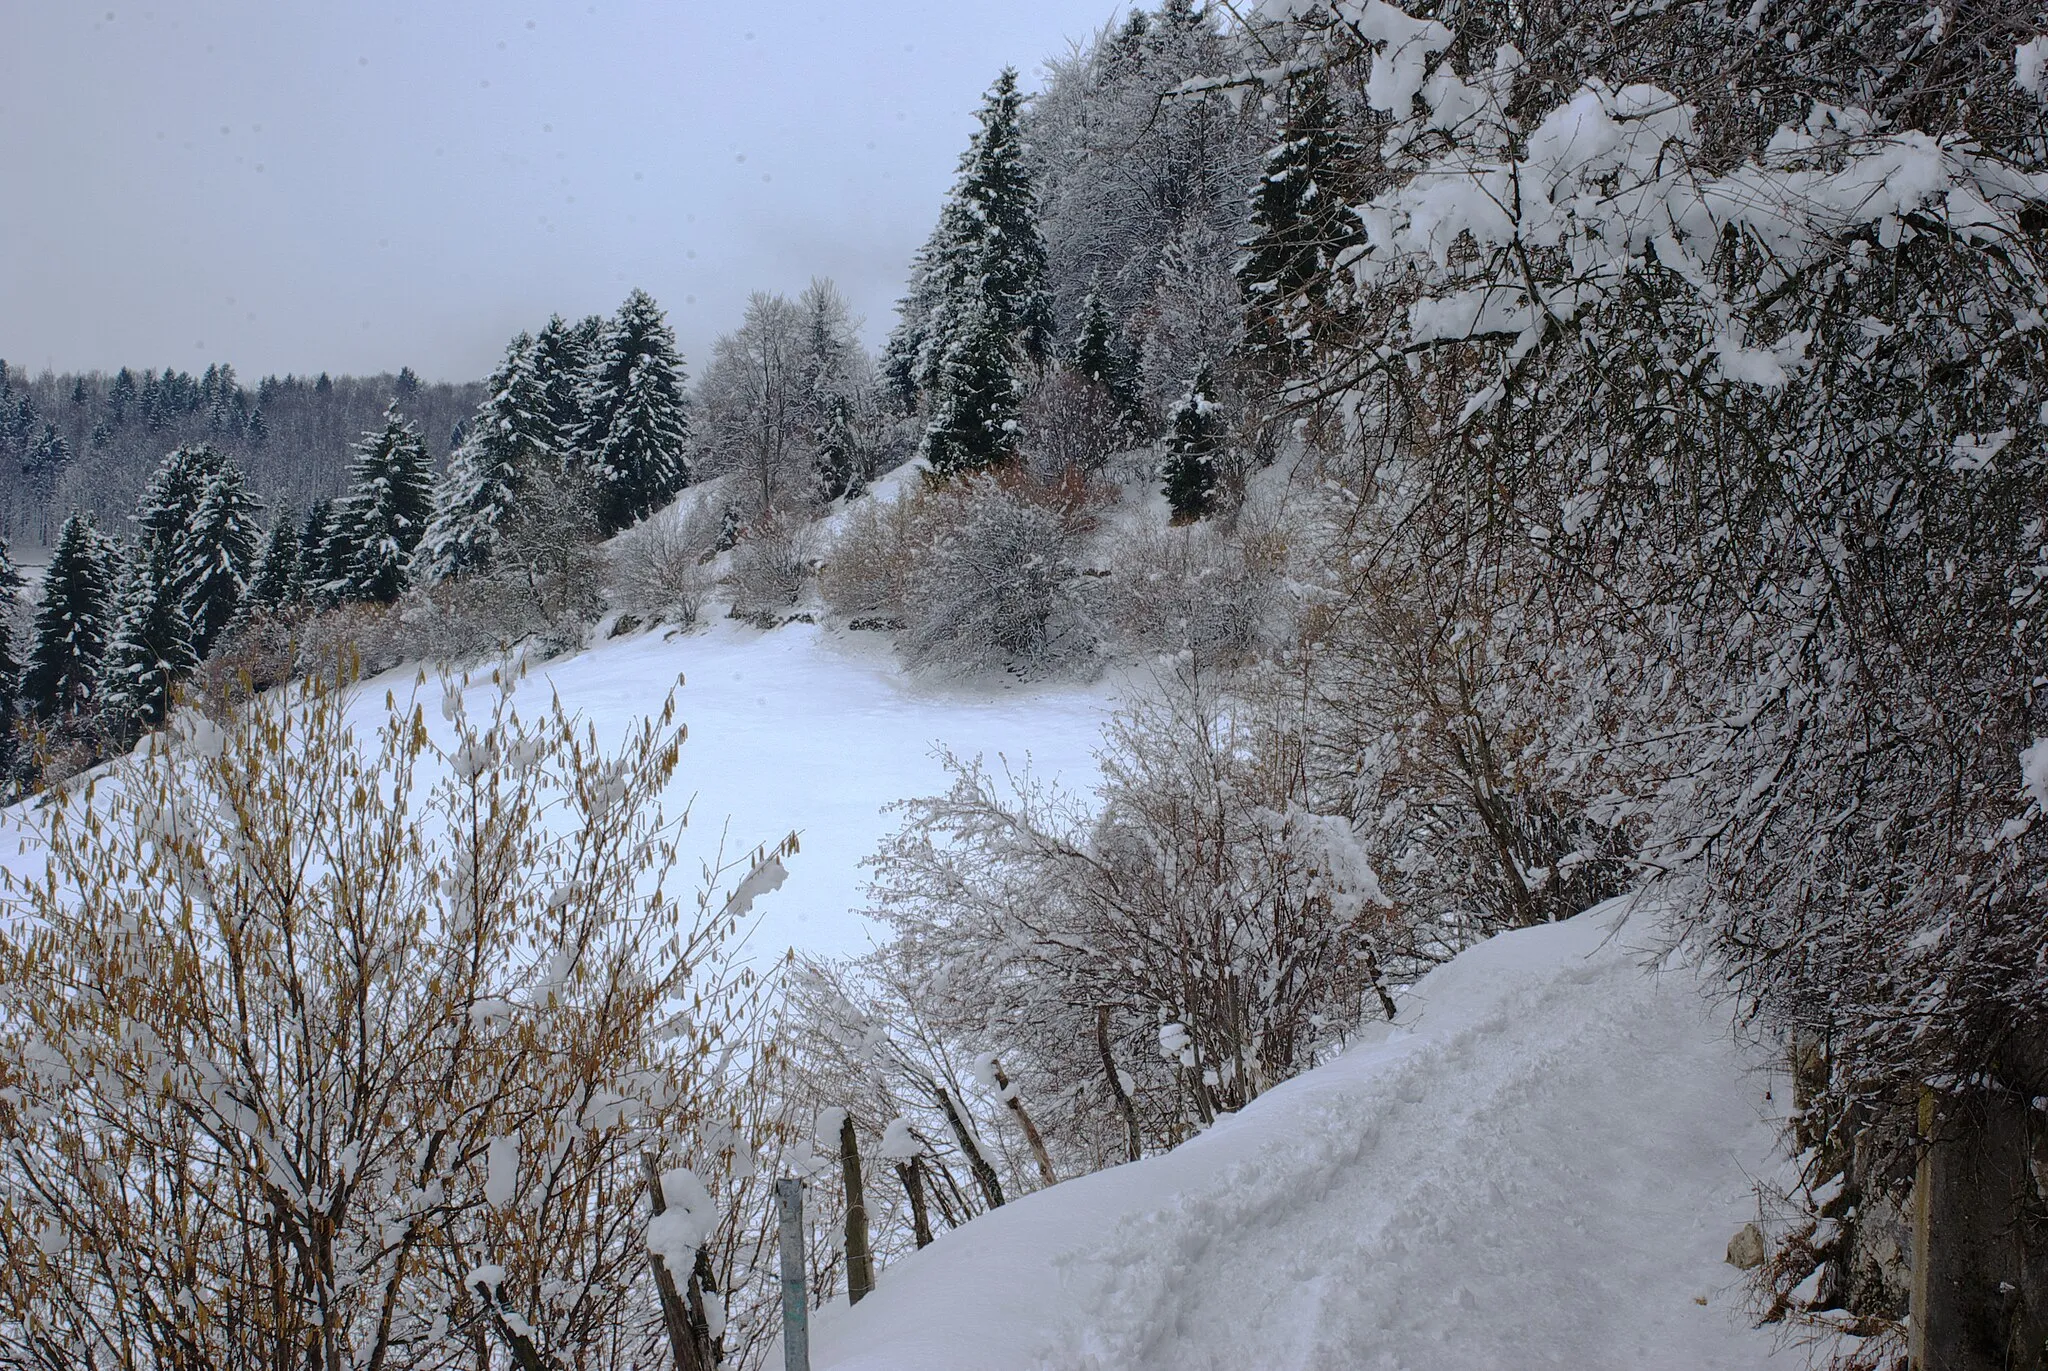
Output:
[{"left": 0, "top": 359, "right": 482, "bottom": 550}]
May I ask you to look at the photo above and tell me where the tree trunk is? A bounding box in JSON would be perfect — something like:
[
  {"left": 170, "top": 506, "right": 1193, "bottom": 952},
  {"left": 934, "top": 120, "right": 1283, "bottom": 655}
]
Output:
[
  {"left": 934, "top": 1086, "right": 1005, "bottom": 1209},
  {"left": 1097, "top": 1006, "right": 1143, "bottom": 1164},
  {"left": 988, "top": 1059, "right": 1057, "bottom": 1189},
  {"left": 839, "top": 1115, "right": 876, "bottom": 1304},
  {"left": 897, "top": 1158, "right": 935, "bottom": 1249}
]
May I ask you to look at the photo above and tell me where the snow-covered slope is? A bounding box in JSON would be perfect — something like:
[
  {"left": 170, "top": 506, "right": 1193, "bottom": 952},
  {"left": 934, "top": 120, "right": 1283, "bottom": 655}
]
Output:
[
  {"left": 1, "top": 619, "right": 1114, "bottom": 960},
  {"left": 810, "top": 900, "right": 1795, "bottom": 1371}
]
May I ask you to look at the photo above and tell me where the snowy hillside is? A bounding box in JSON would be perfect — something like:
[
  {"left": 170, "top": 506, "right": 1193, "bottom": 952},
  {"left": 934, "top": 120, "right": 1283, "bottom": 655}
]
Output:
[
  {"left": 808, "top": 899, "right": 1795, "bottom": 1371},
  {"left": 1, "top": 618, "right": 1113, "bottom": 960}
]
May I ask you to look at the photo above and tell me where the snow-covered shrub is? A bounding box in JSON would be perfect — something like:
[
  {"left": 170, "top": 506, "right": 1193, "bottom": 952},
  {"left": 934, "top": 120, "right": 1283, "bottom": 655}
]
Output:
[
  {"left": 819, "top": 491, "right": 921, "bottom": 621},
  {"left": 1098, "top": 510, "right": 1291, "bottom": 670},
  {"left": 608, "top": 496, "right": 721, "bottom": 626},
  {"left": 868, "top": 667, "right": 1405, "bottom": 1163},
  {"left": 727, "top": 511, "right": 818, "bottom": 617},
  {"left": 901, "top": 476, "right": 1097, "bottom": 677},
  {"left": 1019, "top": 364, "right": 1129, "bottom": 483},
  {"left": 0, "top": 666, "right": 792, "bottom": 1370}
]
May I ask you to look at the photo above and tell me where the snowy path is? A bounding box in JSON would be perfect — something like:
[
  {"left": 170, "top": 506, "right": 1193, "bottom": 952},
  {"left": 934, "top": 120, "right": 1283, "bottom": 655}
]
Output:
[{"left": 811, "top": 901, "right": 1796, "bottom": 1370}]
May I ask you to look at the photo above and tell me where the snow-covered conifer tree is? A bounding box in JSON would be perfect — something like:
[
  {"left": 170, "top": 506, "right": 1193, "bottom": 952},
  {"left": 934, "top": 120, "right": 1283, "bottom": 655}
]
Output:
[
  {"left": 179, "top": 462, "right": 263, "bottom": 657},
  {"left": 577, "top": 289, "right": 691, "bottom": 534},
  {"left": 100, "top": 545, "right": 198, "bottom": 733},
  {"left": 420, "top": 331, "right": 551, "bottom": 580},
  {"left": 21, "top": 512, "right": 117, "bottom": 721},
  {"left": 1236, "top": 74, "right": 1362, "bottom": 375},
  {"left": 241, "top": 514, "right": 302, "bottom": 617},
  {"left": 336, "top": 406, "right": 436, "bottom": 603},
  {"left": 0, "top": 539, "right": 21, "bottom": 782},
  {"left": 1161, "top": 367, "right": 1218, "bottom": 520}
]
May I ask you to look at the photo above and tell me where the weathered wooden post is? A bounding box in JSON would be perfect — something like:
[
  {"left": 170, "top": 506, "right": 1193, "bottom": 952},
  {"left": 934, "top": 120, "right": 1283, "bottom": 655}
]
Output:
[
  {"left": 840, "top": 1114, "right": 877, "bottom": 1304},
  {"left": 896, "top": 1157, "right": 935, "bottom": 1249},
  {"left": 776, "top": 1178, "right": 810, "bottom": 1371}
]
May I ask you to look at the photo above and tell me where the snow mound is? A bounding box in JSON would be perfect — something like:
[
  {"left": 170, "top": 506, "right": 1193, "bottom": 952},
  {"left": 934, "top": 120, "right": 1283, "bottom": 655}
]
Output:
[{"left": 811, "top": 900, "right": 1794, "bottom": 1370}]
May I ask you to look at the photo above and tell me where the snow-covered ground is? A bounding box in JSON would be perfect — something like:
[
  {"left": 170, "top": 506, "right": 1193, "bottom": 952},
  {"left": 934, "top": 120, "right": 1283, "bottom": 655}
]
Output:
[
  {"left": 1, "top": 617, "right": 1115, "bottom": 961},
  {"left": 807, "top": 898, "right": 1797, "bottom": 1371}
]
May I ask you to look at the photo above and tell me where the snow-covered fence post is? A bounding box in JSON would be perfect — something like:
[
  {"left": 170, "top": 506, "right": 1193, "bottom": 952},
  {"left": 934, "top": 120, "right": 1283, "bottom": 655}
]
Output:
[
  {"left": 896, "top": 1159, "right": 936, "bottom": 1248},
  {"left": 776, "top": 1178, "right": 811, "bottom": 1371},
  {"left": 982, "top": 1056, "right": 1057, "bottom": 1189},
  {"left": 934, "top": 1086, "right": 1005, "bottom": 1209},
  {"left": 839, "top": 1115, "right": 877, "bottom": 1304},
  {"left": 644, "top": 1155, "right": 713, "bottom": 1371}
]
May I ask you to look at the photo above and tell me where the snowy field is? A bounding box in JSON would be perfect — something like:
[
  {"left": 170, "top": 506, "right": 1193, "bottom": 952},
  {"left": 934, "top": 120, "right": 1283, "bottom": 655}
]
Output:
[
  {"left": 806, "top": 899, "right": 1799, "bottom": 1371},
  {"left": 0, "top": 617, "right": 1116, "bottom": 962}
]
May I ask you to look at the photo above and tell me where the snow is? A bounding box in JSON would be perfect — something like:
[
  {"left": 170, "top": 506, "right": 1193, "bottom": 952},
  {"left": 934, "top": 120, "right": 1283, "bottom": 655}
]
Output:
[
  {"left": 2, "top": 617, "right": 1112, "bottom": 962},
  {"left": 647, "top": 1167, "right": 719, "bottom": 1270},
  {"left": 2021, "top": 737, "right": 2048, "bottom": 812},
  {"left": 2019, "top": 37, "right": 2048, "bottom": 97},
  {"left": 805, "top": 899, "right": 1795, "bottom": 1371}
]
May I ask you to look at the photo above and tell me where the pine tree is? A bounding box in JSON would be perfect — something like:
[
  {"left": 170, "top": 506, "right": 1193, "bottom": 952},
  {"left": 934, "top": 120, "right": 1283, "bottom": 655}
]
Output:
[
  {"left": 180, "top": 463, "right": 264, "bottom": 656},
  {"left": 22, "top": 513, "right": 118, "bottom": 721},
  {"left": 419, "top": 331, "right": 551, "bottom": 580},
  {"left": 299, "top": 501, "right": 345, "bottom": 603},
  {"left": 1075, "top": 281, "right": 1141, "bottom": 423},
  {"left": 100, "top": 545, "right": 198, "bottom": 735},
  {"left": 1161, "top": 367, "right": 1219, "bottom": 521},
  {"left": 0, "top": 538, "right": 21, "bottom": 783},
  {"left": 577, "top": 290, "right": 691, "bottom": 534},
  {"left": 133, "top": 443, "right": 225, "bottom": 563},
  {"left": 908, "top": 68, "right": 1054, "bottom": 473},
  {"left": 243, "top": 515, "right": 302, "bottom": 616},
  {"left": 531, "top": 314, "right": 598, "bottom": 459},
  {"left": 921, "top": 292, "right": 1027, "bottom": 476},
  {"left": 336, "top": 407, "right": 437, "bottom": 603},
  {"left": 1236, "top": 75, "right": 1363, "bottom": 374}
]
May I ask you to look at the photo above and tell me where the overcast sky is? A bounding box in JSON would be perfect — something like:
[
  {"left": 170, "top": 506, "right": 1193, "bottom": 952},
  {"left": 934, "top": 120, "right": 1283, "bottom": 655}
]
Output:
[{"left": 0, "top": 1, "right": 1126, "bottom": 384}]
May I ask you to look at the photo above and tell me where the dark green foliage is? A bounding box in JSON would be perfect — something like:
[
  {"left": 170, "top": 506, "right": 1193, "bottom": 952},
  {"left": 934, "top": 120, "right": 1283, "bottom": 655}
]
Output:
[
  {"left": 1237, "top": 75, "right": 1364, "bottom": 374},
  {"left": 181, "top": 464, "right": 264, "bottom": 656},
  {"left": 1074, "top": 286, "right": 1142, "bottom": 425},
  {"left": 22, "top": 513, "right": 117, "bottom": 720},
  {"left": 1161, "top": 368, "right": 1218, "bottom": 520},
  {"left": 337, "top": 407, "right": 437, "bottom": 603},
  {"left": 0, "top": 539, "right": 21, "bottom": 782},
  {"left": 100, "top": 545, "right": 198, "bottom": 734},
  {"left": 577, "top": 290, "right": 691, "bottom": 535},
  {"left": 243, "top": 515, "right": 302, "bottom": 616},
  {"left": 421, "top": 332, "right": 554, "bottom": 579},
  {"left": 921, "top": 294, "right": 1027, "bottom": 476}
]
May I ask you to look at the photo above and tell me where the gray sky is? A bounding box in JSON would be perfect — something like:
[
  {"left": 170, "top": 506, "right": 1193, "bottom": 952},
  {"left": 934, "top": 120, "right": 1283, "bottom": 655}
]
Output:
[{"left": 0, "top": 1, "right": 1124, "bottom": 383}]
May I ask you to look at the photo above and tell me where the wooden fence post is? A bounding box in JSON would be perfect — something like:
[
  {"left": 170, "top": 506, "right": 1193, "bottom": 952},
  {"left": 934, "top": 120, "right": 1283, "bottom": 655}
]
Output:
[{"left": 776, "top": 1178, "right": 810, "bottom": 1371}]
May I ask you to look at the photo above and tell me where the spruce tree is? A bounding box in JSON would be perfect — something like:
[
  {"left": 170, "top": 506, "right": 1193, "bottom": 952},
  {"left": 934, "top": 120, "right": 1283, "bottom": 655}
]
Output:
[
  {"left": 100, "top": 545, "right": 198, "bottom": 735},
  {"left": 1161, "top": 367, "right": 1219, "bottom": 521},
  {"left": 0, "top": 539, "right": 21, "bottom": 782},
  {"left": 22, "top": 513, "right": 118, "bottom": 721},
  {"left": 299, "top": 501, "right": 345, "bottom": 603},
  {"left": 1236, "top": 75, "right": 1363, "bottom": 374},
  {"left": 577, "top": 290, "right": 691, "bottom": 534},
  {"left": 1075, "top": 282, "right": 1141, "bottom": 424},
  {"left": 336, "top": 406, "right": 437, "bottom": 603},
  {"left": 910, "top": 68, "right": 1054, "bottom": 473},
  {"left": 420, "top": 331, "right": 551, "bottom": 580},
  {"left": 133, "top": 443, "right": 225, "bottom": 563},
  {"left": 243, "top": 515, "right": 302, "bottom": 616},
  {"left": 531, "top": 314, "right": 598, "bottom": 458},
  {"left": 921, "top": 293, "right": 1027, "bottom": 476},
  {"left": 181, "top": 463, "right": 264, "bottom": 656}
]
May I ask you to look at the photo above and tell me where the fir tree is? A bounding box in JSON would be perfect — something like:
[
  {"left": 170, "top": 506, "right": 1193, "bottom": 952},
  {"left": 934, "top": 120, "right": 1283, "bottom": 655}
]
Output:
[
  {"left": 909, "top": 68, "right": 1054, "bottom": 472},
  {"left": 419, "top": 331, "right": 550, "bottom": 580},
  {"left": 0, "top": 538, "right": 21, "bottom": 782},
  {"left": 1236, "top": 75, "right": 1363, "bottom": 374},
  {"left": 532, "top": 314, "right": 598, "bottom": 458},
  {"left": 1161, "top": 367, "right": 1219, "bottom": 521},
  {"left": 577, "top": 290, "right": 691, "bottom": 534},
  {"left": 921, "top": 292, "right": 1027, "bottom": 476},
  {"left": 1074, "top": 281, "right": 1141, "bottom": 423},
  {"left": 133, "top": 443, "right": 225, "bottom": 562},
  {"left": 22, "top": 513, "right": 117, "bottom": 721},
  {"left": 336, "top": 407, "right": 437, "bottom": 603},
  {"left": 243, "top": 515, "right": 302, "bottom": 616},
  {"left": 299, "top": 501, "right": 345, "bottom": 603},
  {"left": 180, "top": 463, "right": 264, "bottom": 656},
  {"left": 100, "top": 545, "right": 198, "bottom": 735}
]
